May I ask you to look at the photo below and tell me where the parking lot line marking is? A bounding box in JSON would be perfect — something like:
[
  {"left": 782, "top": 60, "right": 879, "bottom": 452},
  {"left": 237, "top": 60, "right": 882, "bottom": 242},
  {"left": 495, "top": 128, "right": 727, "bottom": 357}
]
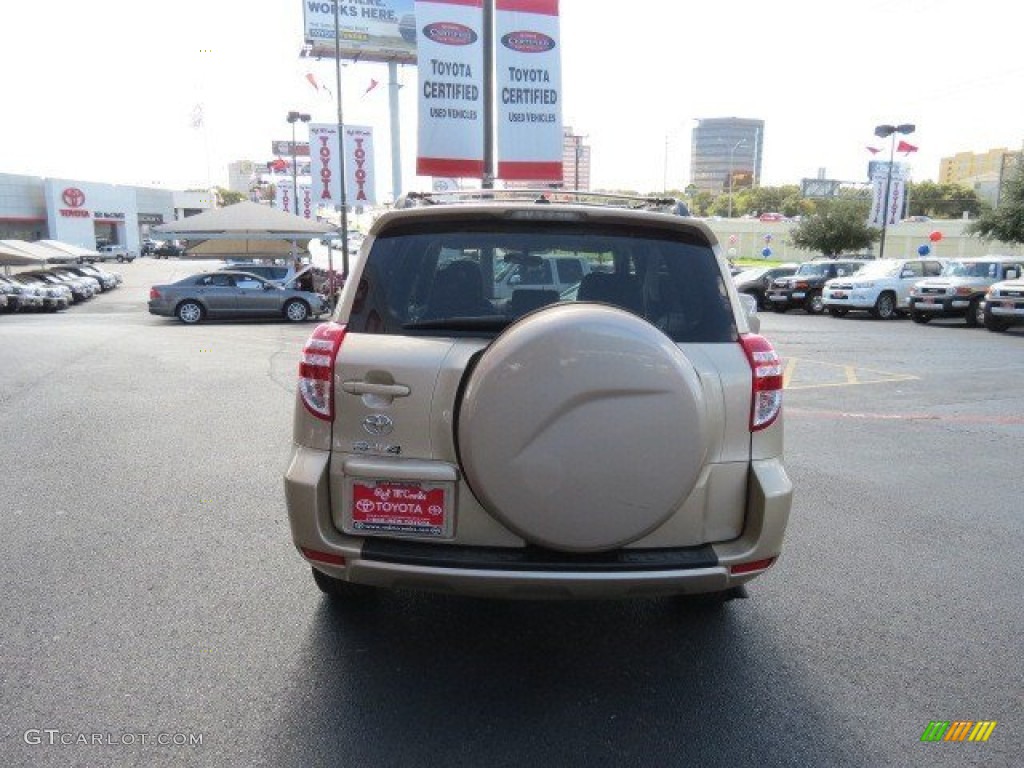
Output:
[
  {"left": 787, "top": 407, "right": 1024, "bottom": 425},
  {"left": 782, "top": 357, "right": 798, "bottom": 388},
  {"left": 782, "top": 357, "right": 919, "bottom": 390}
]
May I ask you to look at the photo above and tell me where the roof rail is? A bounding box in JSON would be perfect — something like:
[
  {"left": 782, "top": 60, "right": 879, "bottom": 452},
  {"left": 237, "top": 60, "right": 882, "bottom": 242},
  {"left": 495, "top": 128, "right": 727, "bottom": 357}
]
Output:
[{"left": 394, "top": 189, "right": 690, "bottom": 216}]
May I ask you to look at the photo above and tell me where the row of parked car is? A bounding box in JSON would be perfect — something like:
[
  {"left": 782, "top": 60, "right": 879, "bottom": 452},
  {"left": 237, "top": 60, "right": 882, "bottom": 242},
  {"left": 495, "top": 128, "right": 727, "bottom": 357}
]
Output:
[
  {"left": 0, "top": 263, "right": 123, "bottom": 313},
  {"left": 733, "top": 255, "right": 1024, "bottom": 333}
]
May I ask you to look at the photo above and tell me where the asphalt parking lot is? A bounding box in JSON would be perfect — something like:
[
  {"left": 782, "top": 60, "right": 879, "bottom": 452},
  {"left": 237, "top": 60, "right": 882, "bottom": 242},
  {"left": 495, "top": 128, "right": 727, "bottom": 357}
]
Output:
[{"left": 1, "top": 258, "right": 1021, "bottom": 768}]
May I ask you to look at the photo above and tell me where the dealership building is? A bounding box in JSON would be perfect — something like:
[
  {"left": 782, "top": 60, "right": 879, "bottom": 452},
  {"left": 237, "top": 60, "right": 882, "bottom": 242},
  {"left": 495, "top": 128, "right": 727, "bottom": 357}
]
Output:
[{"left": 0, "top": 173, "right": 213, "bottom": 251}]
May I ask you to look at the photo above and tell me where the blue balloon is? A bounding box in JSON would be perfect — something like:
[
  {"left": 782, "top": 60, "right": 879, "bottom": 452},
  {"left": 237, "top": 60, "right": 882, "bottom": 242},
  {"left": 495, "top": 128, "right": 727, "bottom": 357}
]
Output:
[
  {"left": 917, "top": 244, "right": 931, "bottom": 256},
  {"left": 762, "top": 247, "right": 773, "bottom": 258}
]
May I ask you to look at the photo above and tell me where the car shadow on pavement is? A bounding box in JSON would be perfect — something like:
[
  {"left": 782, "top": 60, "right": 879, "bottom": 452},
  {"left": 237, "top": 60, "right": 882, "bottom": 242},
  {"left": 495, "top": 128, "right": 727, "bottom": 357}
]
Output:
[{"left": 263, "top": 593, "right": 877, "bottom": 768}]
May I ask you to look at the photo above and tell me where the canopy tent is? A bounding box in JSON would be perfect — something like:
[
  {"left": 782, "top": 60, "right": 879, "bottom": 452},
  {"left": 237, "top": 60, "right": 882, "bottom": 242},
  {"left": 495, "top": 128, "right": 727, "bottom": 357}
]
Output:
[
  {"left": 0, "top": 239, "right": 54, "bottom": 268},
  {"left": 34, "top": 240, "right": 103, "bottom": 263},
  {"left": 152, "top": 201, "right": 340, "bottom": 270},
  {"left": 152, "top": 200, "right": 335, "bottom": 241}
]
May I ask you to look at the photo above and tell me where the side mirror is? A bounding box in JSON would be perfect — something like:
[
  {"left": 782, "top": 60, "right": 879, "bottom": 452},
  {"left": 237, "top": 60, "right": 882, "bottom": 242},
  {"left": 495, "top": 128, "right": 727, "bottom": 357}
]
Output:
[
  {"left": 508, "top": 274, "right": 521, "bottom": 286},
  {"left": 1006, "top": 268, "right": 1019, "bottom": 280}
]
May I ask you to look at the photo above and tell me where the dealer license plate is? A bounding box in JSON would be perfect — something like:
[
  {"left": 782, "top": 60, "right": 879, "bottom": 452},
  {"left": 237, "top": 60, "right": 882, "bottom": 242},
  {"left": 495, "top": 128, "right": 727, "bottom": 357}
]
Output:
[{"left": 351, "top": 481, "right": 448, "bottom": 536}]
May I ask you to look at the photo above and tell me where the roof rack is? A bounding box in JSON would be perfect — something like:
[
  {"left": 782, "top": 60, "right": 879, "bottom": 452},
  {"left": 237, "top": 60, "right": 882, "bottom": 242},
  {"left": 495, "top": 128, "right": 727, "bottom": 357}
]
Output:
[{"left": 394, "top": 189, "right": 690, "bottom": 216}]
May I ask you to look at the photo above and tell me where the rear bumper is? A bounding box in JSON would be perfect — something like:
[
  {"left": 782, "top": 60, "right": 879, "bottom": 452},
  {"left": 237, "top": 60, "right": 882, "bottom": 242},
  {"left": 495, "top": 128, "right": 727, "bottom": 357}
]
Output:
[{"left": 285, "top": 445, "right": 793, "bottom": 599}]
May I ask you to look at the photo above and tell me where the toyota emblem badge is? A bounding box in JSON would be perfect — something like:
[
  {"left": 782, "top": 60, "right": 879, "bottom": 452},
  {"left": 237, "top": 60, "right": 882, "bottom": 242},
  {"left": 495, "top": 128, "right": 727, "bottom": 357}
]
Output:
[
  {"left": 362, "top": 414, "right": 394, "bottom": 435},
  {"left": 62, "top": 188, "right": 86, "bottom": 208}
]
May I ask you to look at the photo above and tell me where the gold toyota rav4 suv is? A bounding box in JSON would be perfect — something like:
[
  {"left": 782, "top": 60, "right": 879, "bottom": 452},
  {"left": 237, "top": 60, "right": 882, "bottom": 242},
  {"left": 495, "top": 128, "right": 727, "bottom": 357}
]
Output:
[{"left": 284, "top": 191, "right": 793, "bottom": 604}]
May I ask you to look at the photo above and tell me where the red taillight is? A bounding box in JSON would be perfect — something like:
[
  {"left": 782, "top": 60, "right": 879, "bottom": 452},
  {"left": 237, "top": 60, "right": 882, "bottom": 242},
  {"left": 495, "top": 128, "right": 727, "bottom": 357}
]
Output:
[
  {"left": 730, "top": 557, "right": 776, "bottom": 575},
  {"left": 740, "top": 334, "right": 783, "bottom": 431},
  {"left": 300, "top": 547, "right": 346, "bottom": 566},
  {"left": 298, "top": 322, "right": 347, "bottom": 421},
  {"left": 149, "top": 287, "right": 161, "bottom": 299}
]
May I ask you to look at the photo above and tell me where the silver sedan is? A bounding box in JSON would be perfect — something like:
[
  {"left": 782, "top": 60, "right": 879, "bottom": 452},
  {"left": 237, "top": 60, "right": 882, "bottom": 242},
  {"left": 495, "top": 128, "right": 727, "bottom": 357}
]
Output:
[{"left": 148, "top": 270, "right": 330, "bottom": 324}]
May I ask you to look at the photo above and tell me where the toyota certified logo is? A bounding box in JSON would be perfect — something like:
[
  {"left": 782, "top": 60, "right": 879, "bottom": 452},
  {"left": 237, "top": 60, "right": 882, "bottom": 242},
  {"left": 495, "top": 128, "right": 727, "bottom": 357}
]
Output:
[
  {"left": 62, "top": 188, "right": 85, "bottom": 208},
  {"left": 423, "top": 22, "right": 478, "bottom": 46},
  {"left": 362, "top": 414, "right": 394, "bottom": 436},
  {"left": 501, "top": 30, "right": 556, "bottom": 53}
]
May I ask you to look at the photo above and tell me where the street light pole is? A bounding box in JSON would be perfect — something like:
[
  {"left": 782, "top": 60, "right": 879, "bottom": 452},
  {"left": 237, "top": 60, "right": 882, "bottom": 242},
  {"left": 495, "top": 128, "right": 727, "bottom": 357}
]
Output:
[
  {"left": 286, "top": 111, "right": 311, "bottom": 215},
  {"left": 874, "top": 123, "right": 915, "bottom": 259},
  {"left": 727, "top": 139, "right": 746, "bottom": 219}
]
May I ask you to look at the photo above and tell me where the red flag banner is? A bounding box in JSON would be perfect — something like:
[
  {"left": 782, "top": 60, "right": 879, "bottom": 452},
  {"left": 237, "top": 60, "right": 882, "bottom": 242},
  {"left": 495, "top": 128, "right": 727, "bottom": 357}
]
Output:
[
  {"left": 897, "top": 140, "right": 918, "bottom": 154},
  {"left": 866, "top": 146, "right": 881, "bottom": 155},
  {"left": 363, "top": 79, "right": 380, "bottom": 97},
  {"left": 305, "top": 72, "right": 320, "bottom": 91}
]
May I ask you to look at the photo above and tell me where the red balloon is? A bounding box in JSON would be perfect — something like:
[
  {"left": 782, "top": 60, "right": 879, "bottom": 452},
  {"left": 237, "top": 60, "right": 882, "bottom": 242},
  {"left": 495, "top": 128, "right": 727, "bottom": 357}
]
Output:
[{"left": 929, "top": 230, "right": 943, "bottom": 242}]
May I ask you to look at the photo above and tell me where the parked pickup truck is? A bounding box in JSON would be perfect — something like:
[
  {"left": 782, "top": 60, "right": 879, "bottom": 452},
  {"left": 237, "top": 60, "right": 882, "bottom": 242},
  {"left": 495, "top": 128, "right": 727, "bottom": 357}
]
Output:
[
  {"left": 95, "top": 244, "right": 136, "bottom": 263},
  {"left": 908, "top": 256, "right": 1024, "bottom": 326}
]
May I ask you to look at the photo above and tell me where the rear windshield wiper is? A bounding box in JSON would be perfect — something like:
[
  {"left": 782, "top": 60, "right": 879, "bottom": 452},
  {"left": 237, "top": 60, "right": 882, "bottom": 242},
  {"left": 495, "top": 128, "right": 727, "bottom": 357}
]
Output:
[{"left": 402, "top": 316, "right": 511, "bottom": 331}]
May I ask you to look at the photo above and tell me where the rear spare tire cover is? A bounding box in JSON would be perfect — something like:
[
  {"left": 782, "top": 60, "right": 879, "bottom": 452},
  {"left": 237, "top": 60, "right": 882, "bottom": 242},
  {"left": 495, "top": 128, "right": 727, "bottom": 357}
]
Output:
[{"left": 458, "top": 303, "right": 708, "bottom": 552}]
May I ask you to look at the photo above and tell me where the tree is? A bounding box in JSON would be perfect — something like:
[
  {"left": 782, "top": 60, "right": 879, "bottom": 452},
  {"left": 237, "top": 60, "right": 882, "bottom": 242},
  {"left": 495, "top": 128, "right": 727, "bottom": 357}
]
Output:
[
  {"left": 214, "top": 187, "right": 247, "bottom": 206},
  {"left": 907, "top": 181, "right": 982, "bottom": 219},
  {"left": 788, "top": 199, "right": 879, "bottom": 257},
  {"left": 966, "top": 164, "right": 1024, "bottom": 245}
]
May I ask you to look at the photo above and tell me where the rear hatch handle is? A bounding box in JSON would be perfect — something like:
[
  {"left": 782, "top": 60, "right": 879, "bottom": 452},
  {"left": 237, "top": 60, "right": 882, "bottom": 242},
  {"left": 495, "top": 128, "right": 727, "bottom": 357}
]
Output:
[{"left": 341, "top": 379, "right": 411, "bottom": 405}]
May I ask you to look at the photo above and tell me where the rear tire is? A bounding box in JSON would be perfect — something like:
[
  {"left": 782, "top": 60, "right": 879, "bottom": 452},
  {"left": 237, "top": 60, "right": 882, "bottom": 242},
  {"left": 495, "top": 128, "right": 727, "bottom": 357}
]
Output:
[
  {"left": 176, "top": 300, "right": 204, "bottom": 324},
  {"left": 676, "top": 585, "right": 749, "bottom": 612},
  {"left": 311, "top": 568, "right": 377, "bottom": 602}
]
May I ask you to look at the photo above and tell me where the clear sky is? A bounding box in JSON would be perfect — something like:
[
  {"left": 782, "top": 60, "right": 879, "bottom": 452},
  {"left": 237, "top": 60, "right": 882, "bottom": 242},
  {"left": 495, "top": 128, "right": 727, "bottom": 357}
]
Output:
[{"left": 1, "top": 0, "right": 1019, "bottom": 199}]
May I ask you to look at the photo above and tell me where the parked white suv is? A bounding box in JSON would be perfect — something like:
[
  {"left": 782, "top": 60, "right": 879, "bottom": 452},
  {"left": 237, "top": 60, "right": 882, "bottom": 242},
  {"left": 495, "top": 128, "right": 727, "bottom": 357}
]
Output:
[
  {"left": 283, "top": 191, "right": 793, "bottom": 604},
  {"left": 982, "top": 272, "right": 1024, "bottom": 332},
  {"left": 492, "top": 252, "right": 593, "bottom": 300},
  {"left": 908, "top": 257, "right": 1023, "bottom": 326},
  {"left": 822, "top": 257, "right": 943, "bottom": 319}
]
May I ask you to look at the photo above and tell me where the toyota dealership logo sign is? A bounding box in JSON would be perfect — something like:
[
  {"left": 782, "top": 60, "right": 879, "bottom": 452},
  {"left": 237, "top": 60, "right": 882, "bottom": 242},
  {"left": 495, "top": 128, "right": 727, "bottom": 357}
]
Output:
[{"left": 62, "top": 188, "right": 86, "bottom": 208}]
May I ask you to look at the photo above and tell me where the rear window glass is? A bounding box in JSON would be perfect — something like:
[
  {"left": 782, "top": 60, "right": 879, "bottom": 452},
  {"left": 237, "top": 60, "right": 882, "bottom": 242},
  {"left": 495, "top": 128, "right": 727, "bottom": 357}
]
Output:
[{"left": 346, "top": 220, "right": 735, "bottom": 343}]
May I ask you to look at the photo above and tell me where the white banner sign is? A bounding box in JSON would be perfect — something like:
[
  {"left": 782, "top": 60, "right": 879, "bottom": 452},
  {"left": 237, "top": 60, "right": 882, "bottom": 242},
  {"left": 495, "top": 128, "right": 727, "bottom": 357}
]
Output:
[
  {"left": 345, "top": 125, "right": 377, "bottom": 205},
  {"left": 274, "top": 175, "right": 297, "bottom": 214},
  {"left": 415, "top": 0, "right": 485, "bottom": 178},
  {"left": 309, "top": 123, "right": 344, "bottom": 205},
  {"left": 309, "top": 123, "right": 378, "bottom": 207},
  {"left": 868, "top": 164, "right": 908, "bottom": 227},
  {"left": 495, "top": 0, "right": 563, "bottom": 181},
  {"left": 298, "top": 185, "right": 314, "bottom": 219}
]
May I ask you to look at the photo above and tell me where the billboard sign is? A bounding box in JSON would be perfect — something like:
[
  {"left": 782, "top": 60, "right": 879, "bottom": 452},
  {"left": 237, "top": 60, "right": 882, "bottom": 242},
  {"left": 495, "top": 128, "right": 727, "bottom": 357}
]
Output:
[
  {"left": 495, "top": 0, "right": 563, "bottom": 181},
  {"left": 272, "top": 140, "right": 310, "bottom": 157},
  {"left": 415, "top": 0, "right": 485, "bottom": 178},
  {"left": 303, "top": 0, "right": 418, "bottom": 63}
]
